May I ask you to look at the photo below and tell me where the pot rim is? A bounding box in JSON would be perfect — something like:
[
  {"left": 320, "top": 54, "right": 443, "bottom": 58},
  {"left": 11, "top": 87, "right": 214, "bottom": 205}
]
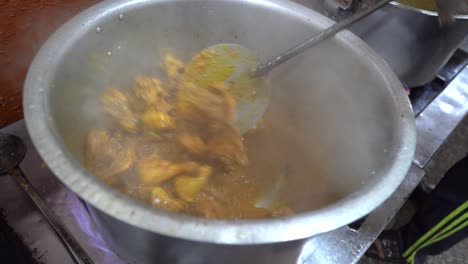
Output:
[
  {"left": 23, "top": 0, "right": 416, "bottom": 244},
  {"left": 390, "top": 1, "right": 468, "bottom": 19}
]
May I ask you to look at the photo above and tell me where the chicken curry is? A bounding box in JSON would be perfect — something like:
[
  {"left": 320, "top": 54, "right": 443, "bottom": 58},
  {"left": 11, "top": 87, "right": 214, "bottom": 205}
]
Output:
[{"left": 85, "top": 54, "right": 296, "bottom": 219}]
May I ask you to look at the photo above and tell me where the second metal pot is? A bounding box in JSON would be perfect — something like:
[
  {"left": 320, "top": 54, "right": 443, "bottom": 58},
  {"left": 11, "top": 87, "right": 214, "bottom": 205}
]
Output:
[{"left": 349, "top": 1, "right": 468, "bottom": 87}]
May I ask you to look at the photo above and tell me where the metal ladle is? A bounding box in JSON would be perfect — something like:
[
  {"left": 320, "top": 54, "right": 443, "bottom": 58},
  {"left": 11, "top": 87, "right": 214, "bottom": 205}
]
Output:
[
  {"left": 0, "top": 133, "right": 94, "bottom": 264},
  {"left": 185, "top": 0, "right": 393, "bottom": 134}
]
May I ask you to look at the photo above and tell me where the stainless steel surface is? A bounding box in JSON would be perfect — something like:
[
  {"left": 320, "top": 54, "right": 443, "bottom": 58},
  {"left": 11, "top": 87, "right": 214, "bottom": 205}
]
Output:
[
  {"left": 414, "top": 65, "right": 468, "bottom": 168},
  {"left": 253, "top": 0, "right": 393, "bottom": 77},
  {"left": 23, "top": 0, "right": 415, "bottom": 263},
  {"left": 0, "top": 133, "right": 94, "bottom": 264},
  {"left": 347, "top": 1, "right": 468, "bottom": 87}
]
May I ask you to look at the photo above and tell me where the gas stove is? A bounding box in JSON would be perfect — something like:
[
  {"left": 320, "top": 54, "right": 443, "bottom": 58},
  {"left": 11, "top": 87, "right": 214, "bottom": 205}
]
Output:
[{"left": 0, "top": 40, "right": 467, "bottom": 264}]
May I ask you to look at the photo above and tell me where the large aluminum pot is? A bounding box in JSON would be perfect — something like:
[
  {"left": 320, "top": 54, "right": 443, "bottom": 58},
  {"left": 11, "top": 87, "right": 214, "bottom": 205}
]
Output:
[
  {"left": 23, "top": 0, "right": 415, "bottom": 263},
  {"left": 349, "top": 1, "right": 468, "bottom": 87}
]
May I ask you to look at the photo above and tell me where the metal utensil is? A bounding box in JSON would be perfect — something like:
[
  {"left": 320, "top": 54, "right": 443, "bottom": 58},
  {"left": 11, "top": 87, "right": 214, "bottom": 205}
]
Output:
[
  {"left": 184, "top": 43, "right": 269, "bottom": 134},
  {"left": 253, "top": 0, "right": 393, "bottom": 77},
  {"left": 0, "top": 133, "right": 94, "bottom": 264},
  {"left": 347, "top": 1, "right": 468, "bottom": 87},
  {"left": 185, "top": 0, "right": 392, "bottom": 133}
]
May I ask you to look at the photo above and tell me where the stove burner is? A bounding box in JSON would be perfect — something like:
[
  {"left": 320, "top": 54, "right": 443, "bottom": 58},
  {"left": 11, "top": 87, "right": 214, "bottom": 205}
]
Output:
[{"left": 0, "top": 133, "right": 94, "bottom": 264}]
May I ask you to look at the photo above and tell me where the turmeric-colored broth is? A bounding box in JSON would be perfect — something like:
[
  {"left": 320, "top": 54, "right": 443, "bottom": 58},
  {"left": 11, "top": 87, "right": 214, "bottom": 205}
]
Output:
[{"left": 85, "top": 53, "right": 335, "bottom": 219}]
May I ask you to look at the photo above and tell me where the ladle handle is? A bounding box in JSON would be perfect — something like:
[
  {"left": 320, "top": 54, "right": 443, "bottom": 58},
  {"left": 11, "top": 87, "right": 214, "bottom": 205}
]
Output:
[{"left": 253, "top": 0, "right": 394, "bottom": 77}]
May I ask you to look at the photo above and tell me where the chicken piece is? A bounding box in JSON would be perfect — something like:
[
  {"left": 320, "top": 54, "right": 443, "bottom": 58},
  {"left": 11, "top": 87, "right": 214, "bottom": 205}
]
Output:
[
  {"left": 100, "top": 88, "right": 139, "bottom": 132},
  {"left": 174, "top": 166, "right": 212, "bottom": 202},
  {"left": 86, "top": 129, "right": 136, "bottom": 179},
  {"left": 135, "top": 75, "right": 169, "bottom": 96},
  {"left": 211, "top": 82, "right": 236, "bottom": 120},
  {"left": 198, "top": 165, "right": 213, "bottom": 178},
  {"left": 137, "top": 156, "right": 199, "bottom": 185},
  {"left": 130, "top": 75, "right": 172, "bottom": 113},
  {"left": 206, "top": 124, "right": 248, "bottom": 170},
  {"left": 150, "top": 187, "right": 185, "bottom": 212},
  {"left": 177, "top": 133, "right": 207, "bottom": 156},
  {"left": 142, "top": 110, "right": 175, "bottom": 131},
  {"left": 134, "top": 139, "right": 163, "bottom": 159},
  {"left": 177, "top": 82, "right": 236, "bottom": 124},
  {"left": 135, "top": 75, "right": 168, "bottom": 99},
  {"left": 176, "top": 81, "right": 243, "bottom": 168},
  {"left": 134, "top": 137, "right": 191, "bottom": 162},
  {"left": 162, "top": 54, "right": 185, "bottom": 79}
]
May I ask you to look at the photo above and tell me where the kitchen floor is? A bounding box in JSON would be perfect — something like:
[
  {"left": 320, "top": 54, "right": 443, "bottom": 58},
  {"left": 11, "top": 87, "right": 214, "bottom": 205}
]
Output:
[{"left": 359, "top": 116, "right": 468, "bottom": 264}]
